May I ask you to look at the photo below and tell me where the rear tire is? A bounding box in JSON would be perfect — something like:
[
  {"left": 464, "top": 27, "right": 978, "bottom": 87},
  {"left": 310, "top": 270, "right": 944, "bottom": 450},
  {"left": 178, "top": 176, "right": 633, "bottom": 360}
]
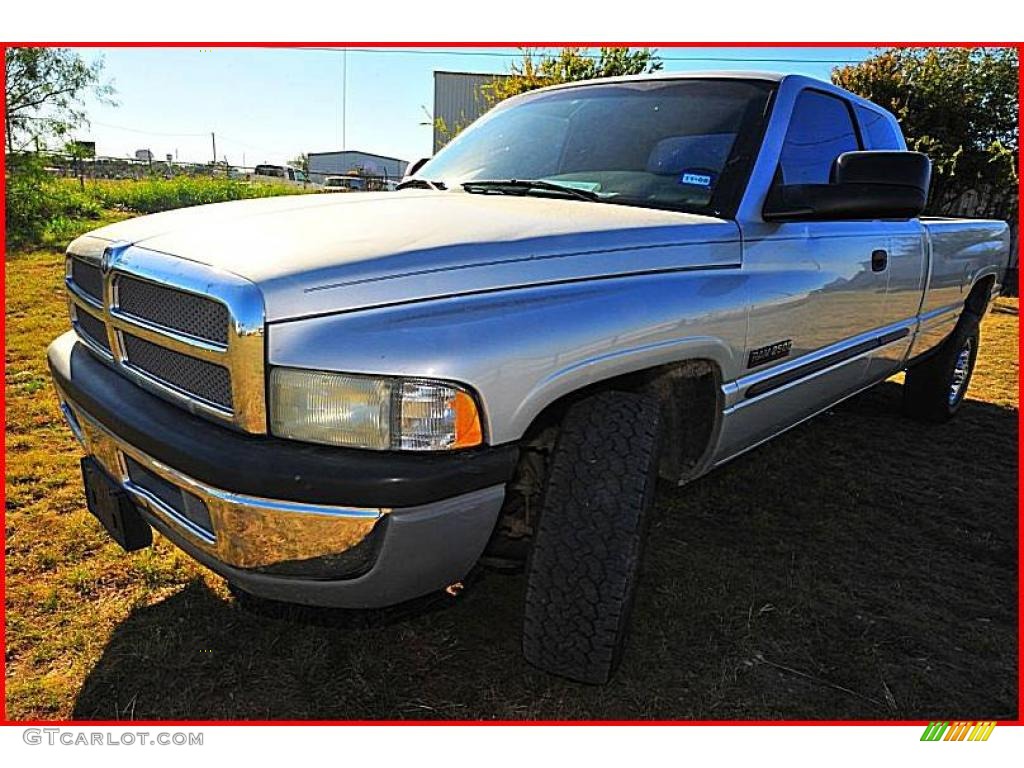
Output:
[
  {"left": 522, "top": 390, "right": 662, "bottom": 684},
  {"left": 904, "top": 311, "right": 980, "bottom": 423}
]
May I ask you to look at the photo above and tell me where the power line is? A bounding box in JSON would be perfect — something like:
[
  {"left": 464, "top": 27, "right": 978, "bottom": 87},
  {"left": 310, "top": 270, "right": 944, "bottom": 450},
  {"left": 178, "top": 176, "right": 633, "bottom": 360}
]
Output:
[
  {"left": 88, "top": 121, "right": 283, "bottom": 155},
  {"left": 90, "top": 120, "right": 208, "bottom": 137},
  {"left": 293, "top": 46, "right": 865, "bottom": 64},
  {"left": 217, "top": 134, "right": 281, "bottom": 154}
]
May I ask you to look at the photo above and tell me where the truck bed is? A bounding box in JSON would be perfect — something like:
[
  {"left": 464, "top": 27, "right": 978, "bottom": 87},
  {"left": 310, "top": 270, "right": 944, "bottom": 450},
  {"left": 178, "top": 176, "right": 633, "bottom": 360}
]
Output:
[{"left": 916, "top": 217, "right": 1011, "bottom": 354}]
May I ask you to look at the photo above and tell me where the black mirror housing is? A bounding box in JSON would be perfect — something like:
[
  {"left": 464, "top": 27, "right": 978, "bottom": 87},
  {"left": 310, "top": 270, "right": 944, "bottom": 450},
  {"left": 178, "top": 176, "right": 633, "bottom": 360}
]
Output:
[
  {"left": 763, "top": 151, "right": 931, "bottom": 221},
  {"left": 405, "top": 157, "right": 430, "bottom": 178}
]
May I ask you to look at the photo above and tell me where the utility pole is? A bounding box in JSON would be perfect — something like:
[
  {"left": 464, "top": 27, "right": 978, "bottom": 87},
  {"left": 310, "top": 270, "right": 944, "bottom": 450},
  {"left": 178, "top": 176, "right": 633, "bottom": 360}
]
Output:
[
  {"left": 211, "top": 132, "right": 217, "bottom": 169},
  {"left": 341, "top": 48, "right": 347, "bottom": 149}
]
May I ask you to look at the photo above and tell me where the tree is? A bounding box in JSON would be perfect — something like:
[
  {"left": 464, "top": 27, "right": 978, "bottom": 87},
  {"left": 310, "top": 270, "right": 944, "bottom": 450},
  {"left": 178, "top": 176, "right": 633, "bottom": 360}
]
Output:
[
  {"left": 431, "top": 47, "right": 662, "bottom": 148},
  {"left": 832, "top": 47, "right": 1018, "bottom": 225},
  {"left": 64, "top": 139, "right": 94, "bottom": 190},
  {"left": 4, "top": 47, "right": 116, "bottom": 153},
  {"left": 483, "top": 47, "right": 663, "bottom": 104},
  {"left": 290, "top": 153, "right": 309, "bottom": 174}
]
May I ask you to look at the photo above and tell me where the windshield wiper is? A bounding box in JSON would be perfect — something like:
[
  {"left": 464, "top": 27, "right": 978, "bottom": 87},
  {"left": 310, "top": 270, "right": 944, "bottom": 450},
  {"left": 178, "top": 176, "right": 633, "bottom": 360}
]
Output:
[
  {"left": 396, "top": 178, "right": 447, "bottom": 191},
  {"left": 461, "top": 179, "right": 600, "bottom": 202}
]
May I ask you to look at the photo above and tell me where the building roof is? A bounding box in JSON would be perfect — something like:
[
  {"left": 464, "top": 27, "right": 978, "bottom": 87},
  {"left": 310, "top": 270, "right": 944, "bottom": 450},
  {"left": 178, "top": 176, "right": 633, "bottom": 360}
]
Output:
[
  {"left": 433, "top": 70, "right": 510, "bottom": 78},
  {"left": 307, "top": 149, "right": 408, "bottom": 163}
]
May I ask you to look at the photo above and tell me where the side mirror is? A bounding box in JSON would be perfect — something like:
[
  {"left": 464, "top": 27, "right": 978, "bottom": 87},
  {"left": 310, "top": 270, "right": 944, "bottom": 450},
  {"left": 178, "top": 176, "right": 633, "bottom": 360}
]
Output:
[
  {"left": 405, "top": 157, "right": 430, "bottom": 178},
  {"left": 763, "top": 151, "right": 931, "bottom": 221}
]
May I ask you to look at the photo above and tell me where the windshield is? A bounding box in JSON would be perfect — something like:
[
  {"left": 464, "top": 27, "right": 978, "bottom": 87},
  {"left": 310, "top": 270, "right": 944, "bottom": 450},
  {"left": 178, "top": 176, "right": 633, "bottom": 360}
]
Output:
[{"left": 415, "top": 79, "right": 774, "bottom": 216}]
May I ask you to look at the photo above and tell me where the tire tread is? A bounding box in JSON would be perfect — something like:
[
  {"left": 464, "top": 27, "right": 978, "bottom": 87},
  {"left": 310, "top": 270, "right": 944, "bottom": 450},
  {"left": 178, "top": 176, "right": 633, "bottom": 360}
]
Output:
[{"left": 522, "top": 390, "right": 661, "bottom": 684}]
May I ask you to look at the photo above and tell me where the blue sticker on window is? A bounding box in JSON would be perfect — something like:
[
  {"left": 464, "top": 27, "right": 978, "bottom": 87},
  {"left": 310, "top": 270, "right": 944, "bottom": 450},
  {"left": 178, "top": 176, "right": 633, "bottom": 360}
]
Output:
[{"left": 679, "top": 171, "right": 713, "bottom": 187}]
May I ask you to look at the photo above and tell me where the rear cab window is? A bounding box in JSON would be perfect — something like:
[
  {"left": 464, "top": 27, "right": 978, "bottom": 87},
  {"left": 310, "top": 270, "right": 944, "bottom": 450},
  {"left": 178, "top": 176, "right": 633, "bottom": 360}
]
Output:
[
  {"left": 778, "top": 90, "right": 861, "bottom": 184},
  {"left": 854, "top": 105, "right": 903, "bottom": 150}
]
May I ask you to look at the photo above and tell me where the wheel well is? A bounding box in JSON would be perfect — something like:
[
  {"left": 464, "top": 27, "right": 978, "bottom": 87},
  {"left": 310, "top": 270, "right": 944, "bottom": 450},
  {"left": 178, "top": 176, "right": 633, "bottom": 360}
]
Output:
[
  {"left": 510, "top": 359, "right": 722, "bottom": 494},
  {"left": 966, "top": 275, "right": 996, "bottom": 316},
  {"left": 486, "top": 360, "right": 722, "bottom": 556}
]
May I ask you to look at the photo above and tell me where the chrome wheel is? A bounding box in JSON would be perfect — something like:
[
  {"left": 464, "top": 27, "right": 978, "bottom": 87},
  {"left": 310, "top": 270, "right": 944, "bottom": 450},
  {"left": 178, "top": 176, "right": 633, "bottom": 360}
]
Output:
[{"left": 948, "top": 339, "right": 973, "bottom": 405}]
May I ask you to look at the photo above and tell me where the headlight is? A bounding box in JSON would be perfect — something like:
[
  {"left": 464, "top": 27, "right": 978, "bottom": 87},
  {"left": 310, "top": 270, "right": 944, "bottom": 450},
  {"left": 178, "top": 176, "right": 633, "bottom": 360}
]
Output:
[{"left": 269, "top": 368, "right": 483, "bottom": 451}]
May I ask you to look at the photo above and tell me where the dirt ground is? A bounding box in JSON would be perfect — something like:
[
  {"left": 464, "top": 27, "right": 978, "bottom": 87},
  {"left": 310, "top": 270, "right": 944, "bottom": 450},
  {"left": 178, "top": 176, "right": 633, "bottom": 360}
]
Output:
[{"left": 5, "top": 247, "right": 1018, "bottom": 720}]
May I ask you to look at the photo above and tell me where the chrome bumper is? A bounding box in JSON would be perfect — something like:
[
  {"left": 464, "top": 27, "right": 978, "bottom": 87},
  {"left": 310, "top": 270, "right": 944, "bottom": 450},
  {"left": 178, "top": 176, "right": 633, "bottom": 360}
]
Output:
[
  {"left": 55, "top": 383, "right": 507, "bottom": 607},
  {"left": 57, "top": 386, "right": 386, "bottom": 578}
]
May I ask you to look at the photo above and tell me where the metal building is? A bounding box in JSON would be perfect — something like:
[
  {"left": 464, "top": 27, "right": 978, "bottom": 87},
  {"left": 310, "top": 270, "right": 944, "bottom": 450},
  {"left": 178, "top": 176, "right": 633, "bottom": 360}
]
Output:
[
  {"left": 307, "top": 150, "right": 409, "bottom": 185},
  {"left": 433, "top": 71, "right": 509, "bottom": 153}
]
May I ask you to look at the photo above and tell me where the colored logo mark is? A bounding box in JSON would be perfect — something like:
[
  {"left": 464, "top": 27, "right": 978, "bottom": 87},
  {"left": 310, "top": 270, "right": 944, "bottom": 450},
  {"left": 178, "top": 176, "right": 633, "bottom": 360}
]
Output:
[{"left": 920, "top": 721, "right": 996, "bottom": 741}]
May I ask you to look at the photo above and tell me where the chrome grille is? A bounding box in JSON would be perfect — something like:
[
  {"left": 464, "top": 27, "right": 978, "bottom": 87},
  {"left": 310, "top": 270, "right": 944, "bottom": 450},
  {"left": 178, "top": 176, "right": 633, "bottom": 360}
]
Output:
[
  {"left": 70, "top": 258, "right": 104, "bottom": 303},
  {"left": 64, "top": 239, "right": 266, "bottom": 432},
  {"left": 116, "top": 275, "right": 230, "bottom": 345},
  {"left": 73, "top": 308, "right": 111, "bottom": 353},
  {"left": 121, "top": 332, "right": 233, "bottom": 410}
]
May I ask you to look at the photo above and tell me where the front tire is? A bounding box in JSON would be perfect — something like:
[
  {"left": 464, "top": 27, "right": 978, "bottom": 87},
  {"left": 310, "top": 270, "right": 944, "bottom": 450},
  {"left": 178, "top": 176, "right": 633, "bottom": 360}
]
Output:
[
  {"left": 904, "top": 311, "right": 981, "bottom": 423},
  {"left": 522, "top": 390, "right": 662, "bottom": 684}
]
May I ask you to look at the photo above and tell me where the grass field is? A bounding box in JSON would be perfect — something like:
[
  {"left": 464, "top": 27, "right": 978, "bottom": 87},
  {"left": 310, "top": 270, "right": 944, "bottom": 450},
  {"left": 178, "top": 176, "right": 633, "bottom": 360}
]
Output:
[
  {"left": 7, "top": 174, "right": 315, "bottom": 249},
  {"left": 4, "top": 245, "right": 1019, "bottom": 721}
]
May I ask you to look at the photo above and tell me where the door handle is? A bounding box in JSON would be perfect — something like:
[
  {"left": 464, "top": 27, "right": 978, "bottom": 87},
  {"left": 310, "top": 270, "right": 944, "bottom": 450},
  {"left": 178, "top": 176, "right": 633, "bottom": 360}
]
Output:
[{"left": 871, "top": 249, "right": 888, "bottom": 272}]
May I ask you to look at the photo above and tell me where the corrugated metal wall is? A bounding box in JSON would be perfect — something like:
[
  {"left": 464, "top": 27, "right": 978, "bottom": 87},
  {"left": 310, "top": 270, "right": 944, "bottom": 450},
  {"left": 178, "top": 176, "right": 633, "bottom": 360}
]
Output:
[
  {"left": 433, "top": 71, "right": 507, "bottom": 153},
  {"left": 307, "top": 151, "right": 409, "bottom": 184}
]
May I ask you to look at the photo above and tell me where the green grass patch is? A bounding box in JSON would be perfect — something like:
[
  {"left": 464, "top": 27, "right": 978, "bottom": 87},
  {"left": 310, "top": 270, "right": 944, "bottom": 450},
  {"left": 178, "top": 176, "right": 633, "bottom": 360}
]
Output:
[
  {"left": 5, "top": 168, "right": 317, "bottom": 249},
  {"left": 85, "top": 176, "right": 315, "bottom": 215}
]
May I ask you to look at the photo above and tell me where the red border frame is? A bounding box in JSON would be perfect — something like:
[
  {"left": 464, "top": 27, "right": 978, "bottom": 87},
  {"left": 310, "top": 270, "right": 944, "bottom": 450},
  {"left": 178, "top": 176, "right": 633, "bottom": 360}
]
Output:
[{"left": 0, "top": 41, "right": 1021, "bottom": 727}]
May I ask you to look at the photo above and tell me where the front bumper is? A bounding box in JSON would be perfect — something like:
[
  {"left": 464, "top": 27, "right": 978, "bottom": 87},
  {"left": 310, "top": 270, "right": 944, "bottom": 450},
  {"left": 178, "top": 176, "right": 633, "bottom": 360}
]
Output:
[{"left": 48, "top": 332, "right": 514, "bottom": 608}]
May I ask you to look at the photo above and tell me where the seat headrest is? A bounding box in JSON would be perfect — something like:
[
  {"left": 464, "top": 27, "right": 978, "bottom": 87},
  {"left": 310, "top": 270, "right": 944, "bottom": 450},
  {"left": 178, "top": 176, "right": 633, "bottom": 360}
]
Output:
[{"left": 646, "top": 134, "right": 736, "bottom": 176}]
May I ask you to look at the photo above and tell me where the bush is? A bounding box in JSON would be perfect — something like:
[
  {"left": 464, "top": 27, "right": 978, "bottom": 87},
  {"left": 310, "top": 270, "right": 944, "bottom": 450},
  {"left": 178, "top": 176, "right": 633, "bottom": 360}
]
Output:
[{"left": 5, "top": 155, "right": 101, "bottom": 247}]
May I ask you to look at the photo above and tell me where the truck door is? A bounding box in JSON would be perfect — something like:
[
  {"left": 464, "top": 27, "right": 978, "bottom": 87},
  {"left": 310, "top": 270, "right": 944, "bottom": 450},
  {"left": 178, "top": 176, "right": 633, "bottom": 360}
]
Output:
[
  {"left": 715, "top": 88, "right": 891, "bottom": 461},
  {"left": 852, "top": 104, "right": 927, "bottom": 381}
]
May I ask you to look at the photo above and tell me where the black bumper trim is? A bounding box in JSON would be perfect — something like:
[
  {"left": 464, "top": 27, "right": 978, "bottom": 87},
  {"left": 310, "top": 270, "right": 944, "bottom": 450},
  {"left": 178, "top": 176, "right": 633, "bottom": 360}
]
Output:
[{"left": 49, "top": 333, "right": 517, "bottom": 507}]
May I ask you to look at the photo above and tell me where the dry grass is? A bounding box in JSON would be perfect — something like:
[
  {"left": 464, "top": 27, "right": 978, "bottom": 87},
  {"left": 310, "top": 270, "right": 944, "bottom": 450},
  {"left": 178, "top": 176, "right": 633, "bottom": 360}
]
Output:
[
  {"left": 5, "top": 248, "right": 227, "bottom": 718},
  {"left": 4, "top": 245, "right": 1018, "bottom": 721}
]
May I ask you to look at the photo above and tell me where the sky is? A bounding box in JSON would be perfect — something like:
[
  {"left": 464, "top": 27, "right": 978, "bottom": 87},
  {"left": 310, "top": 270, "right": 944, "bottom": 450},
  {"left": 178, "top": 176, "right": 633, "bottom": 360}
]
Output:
[{"left": 76, "top": 46, "right": 876, "bottom": 167}]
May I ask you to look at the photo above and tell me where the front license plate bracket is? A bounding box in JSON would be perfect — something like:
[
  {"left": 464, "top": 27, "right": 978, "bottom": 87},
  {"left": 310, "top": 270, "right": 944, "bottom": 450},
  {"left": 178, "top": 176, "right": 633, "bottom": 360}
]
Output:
[{"left": 81, "top": 457, "right": 153, "bottom": 552}]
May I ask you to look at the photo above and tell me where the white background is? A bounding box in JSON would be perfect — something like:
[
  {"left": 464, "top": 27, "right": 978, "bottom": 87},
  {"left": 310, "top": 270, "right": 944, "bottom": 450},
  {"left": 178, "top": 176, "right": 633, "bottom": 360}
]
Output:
[
  {"left": 2, "top": 2, "right": 1020, "bottom": 763},
  {"left": 2, "top": 1, "right": 1022, "bottom": 43},
  {"left": 1, "top": 724, "right": 1022, "bottom": 765}
]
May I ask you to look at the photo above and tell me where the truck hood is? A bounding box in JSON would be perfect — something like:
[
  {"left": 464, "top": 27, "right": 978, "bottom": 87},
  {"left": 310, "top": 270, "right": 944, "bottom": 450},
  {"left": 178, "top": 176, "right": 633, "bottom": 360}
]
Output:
[{"left": 80, "top": 190, "right": 741, "bottom": 321}]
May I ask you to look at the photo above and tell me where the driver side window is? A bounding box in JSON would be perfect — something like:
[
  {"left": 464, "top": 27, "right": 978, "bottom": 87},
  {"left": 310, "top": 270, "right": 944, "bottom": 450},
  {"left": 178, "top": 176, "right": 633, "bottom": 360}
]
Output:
[{"left": 779, "top": 91, "right": 861, "bottom": 185}]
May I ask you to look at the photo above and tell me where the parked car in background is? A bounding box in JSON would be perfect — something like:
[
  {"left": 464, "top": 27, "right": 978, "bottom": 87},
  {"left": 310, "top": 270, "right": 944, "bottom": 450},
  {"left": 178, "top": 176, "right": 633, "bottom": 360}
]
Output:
[
  {"left": 253, "top": 164, "right": 310, "bottom": 186},
  {"left": 323, "top": 175, "right": 366, "bottom": 192},
  {"left": 323, "top": 175, "right": 397, "bottom": 192},
  {"left": 50, "top": 72, "right": 1011, "bottom": 687}
]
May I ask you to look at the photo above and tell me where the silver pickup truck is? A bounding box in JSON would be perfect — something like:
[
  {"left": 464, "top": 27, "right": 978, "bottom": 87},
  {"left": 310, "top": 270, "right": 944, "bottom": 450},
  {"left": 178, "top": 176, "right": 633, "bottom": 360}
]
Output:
[{"left": 49, "top": 72, "right": 1011, "bottom": 684}]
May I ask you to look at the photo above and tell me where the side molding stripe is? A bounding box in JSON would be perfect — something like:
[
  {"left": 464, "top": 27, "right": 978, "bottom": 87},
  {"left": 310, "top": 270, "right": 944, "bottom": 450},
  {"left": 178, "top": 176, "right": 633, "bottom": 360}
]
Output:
[{"left": 744, "top": 327, "right": 909, "bottom": 400}]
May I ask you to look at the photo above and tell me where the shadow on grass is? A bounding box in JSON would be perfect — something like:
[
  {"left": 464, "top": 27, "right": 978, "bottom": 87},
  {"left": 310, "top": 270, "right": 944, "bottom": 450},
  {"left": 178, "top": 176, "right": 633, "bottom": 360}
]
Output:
[{"left": 72, "top": 382, "right": 1018, "bottom": 721}]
